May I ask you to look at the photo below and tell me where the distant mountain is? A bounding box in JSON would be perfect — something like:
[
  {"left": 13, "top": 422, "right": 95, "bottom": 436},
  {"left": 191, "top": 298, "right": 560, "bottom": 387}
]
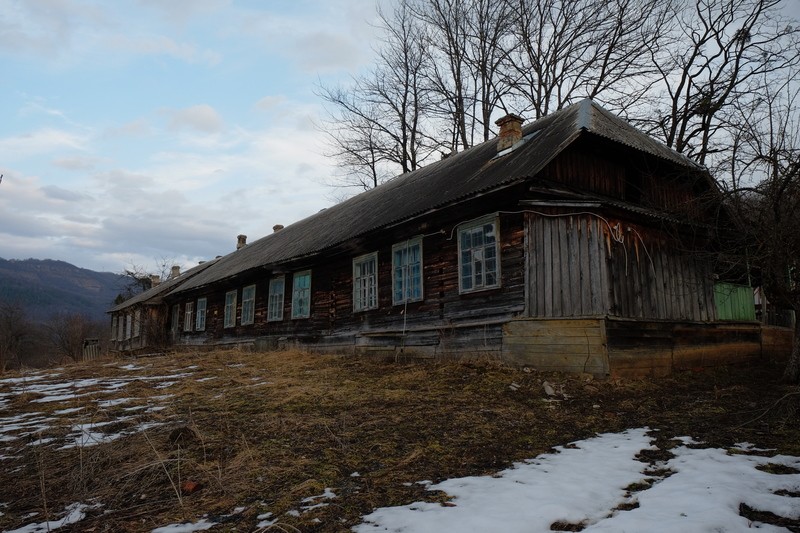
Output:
[{"left": 0, "top": 258, "right": 123, "bottom": 323}]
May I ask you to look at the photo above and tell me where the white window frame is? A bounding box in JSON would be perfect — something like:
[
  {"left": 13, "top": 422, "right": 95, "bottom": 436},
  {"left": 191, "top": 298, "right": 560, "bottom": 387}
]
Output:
[
  {"left": 353, "top": 252, "right": 379, "bottom": 312},
  {"left": 184, "top": 301, "right": 194, "bottom": 331},
  {"left": 196, "top": 298, "right": 207, "bottom": 331},
  {"left": 392, "top": 238, "right": 423, "bottom": 305},
  {"left": 291, "top": 270, "right": 311, "bottom": 319},
  {"left": 133, "top": 309, "right": 141, "bottom": 337},
  {"left": 457, "top": 216, "right": 501, "bottom": 293},
  {"left": 267, "top": 276, "right": 285, "bottom": 322},
  {"left": 241, "top": 284, "right": 256, "bottom": 325},
  {"left": 224, "top": 290, "right": 237, "bottom": 328}
]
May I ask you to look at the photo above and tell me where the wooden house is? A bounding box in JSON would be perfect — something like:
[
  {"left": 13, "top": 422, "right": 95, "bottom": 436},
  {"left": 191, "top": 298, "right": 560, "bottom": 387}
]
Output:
[
  {"left": 108, "top": 261, "right": 219, "bottom": 354},
  {"left": 118, "top": 100, "right": 790, "bottom": 376}
]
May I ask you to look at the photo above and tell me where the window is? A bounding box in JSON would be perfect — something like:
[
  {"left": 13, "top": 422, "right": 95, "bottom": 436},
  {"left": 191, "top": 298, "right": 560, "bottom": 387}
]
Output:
[
  {"left": 458, "top": 217, "right": 500, "bottom": 293},
  {"left": 241, "top": 285, "right": 256, "bottom": 325},
  {"left": 125, "top": 313, "right": 132, "bottom": 339},
  {"left": 224, "top": 290, "right": 237, "bottom": 328},
  {"left": 196, "top": 298, "right": 207, "bottom": 331},
  {"left": 268, "top": 276, "right": 285, "bottom": 321},
  {"left": 118, "top": 316, "right": 124, "bottom": 341},
  {"left": 393, "top": 238, "right": 423, "bottom": 305},
  {"left": 184, "top": 301, "right": 194, "bottom": 331},
  {"left": 134, "top": 309, "right": 141, "bottom": 337},
  {"left": 111, "top": 317, "right": 117, "bottom": 341},
  {"left": 353, "top": 252, "right": 378, "bottom": 311},
  {"left": 291, "top": 270, "right": 311, "bottom": 319}
]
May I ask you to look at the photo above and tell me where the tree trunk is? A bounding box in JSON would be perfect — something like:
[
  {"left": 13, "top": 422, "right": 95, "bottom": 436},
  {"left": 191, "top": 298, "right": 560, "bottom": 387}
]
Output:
[{"left": 783, "top": 317, "right": 800, "bottom": 384}]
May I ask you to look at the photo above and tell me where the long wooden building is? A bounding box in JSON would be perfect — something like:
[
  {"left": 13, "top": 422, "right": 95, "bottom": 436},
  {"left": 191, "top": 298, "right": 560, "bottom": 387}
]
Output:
[{"left": 109, "top": 100, "right": 792, "bottom": 377}]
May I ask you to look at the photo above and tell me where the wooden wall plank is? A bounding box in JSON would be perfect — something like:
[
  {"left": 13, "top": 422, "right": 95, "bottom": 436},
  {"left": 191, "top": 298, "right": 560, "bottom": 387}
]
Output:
[{"left": 579, "top": 219, "right": 592, "bottom": 315}]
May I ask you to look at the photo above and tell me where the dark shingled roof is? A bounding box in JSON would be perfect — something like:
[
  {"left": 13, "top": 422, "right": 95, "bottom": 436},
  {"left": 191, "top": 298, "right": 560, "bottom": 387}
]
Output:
[
  {"left": 108, "top": 258, "right": 221, "bottom": 312},
  {"left": 169, "top": 99, "right": 705, "bottom": 295}
]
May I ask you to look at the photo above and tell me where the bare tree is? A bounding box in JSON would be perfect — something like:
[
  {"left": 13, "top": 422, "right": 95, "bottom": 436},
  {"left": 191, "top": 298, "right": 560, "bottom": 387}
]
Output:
[
  {"left": 411, "top": 0, "right": 516, "bottom": 149},
  {"left": 47, "top": 312, "right": 98, "bottom": 363},
  {"left": 412, "top": 0, "right": 473, "bottom": 150},
  {"left": 0, "top": 302, "right": 29, "bottom": 373},
  {"left": 507, "top": 0, "right": 673, "bottom": 119},
  {"left": 642, "top": 0, "right": 800, "bottom": 168},
  {"left": 115, "top": 258, "right": 177, "bottom": 304},
  {"left": 318, "top": 0, "right": 435, "bottom": 190},
  {"left": 722, "top": 72, "right": 800, "bottom": 382}
]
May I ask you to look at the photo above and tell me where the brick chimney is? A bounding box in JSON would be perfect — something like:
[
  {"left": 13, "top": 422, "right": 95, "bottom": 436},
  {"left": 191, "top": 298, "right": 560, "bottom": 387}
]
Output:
[
  {"left": 273, "top": 224, "right": 284, "bottom": 233},
  {"left": 495, "top": 114, "right": 524, "bottom": 152},
  {"left": 170, "top": 265, "right": 180, "bottom": 279},
  {"left": 237, "top": 234, "right": 247, "bottom": 249},
  {"left": 150, "top": 274, "right": 161, "bottom": 287}
]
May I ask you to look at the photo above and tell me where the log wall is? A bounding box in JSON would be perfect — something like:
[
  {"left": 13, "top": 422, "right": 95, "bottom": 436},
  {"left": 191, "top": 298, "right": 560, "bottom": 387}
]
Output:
[{"left": 174, "top": 202, "right": 528, "bottom": 350}]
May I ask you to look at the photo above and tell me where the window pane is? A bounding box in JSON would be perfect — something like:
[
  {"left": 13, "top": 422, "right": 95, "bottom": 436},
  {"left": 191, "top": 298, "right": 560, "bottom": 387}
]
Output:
[
  {"left": 392, "top": 240, "right": 423, "bottom": 304},
  {"left": 292, "top": 272, "right": 311, "bottom": 318},
  {"left": 224, "top": 291, "right": 237, "bottom": 327},
  {"left": 196, "top": 298, "right": 206, "bottom": 331},
  {"left": 242, "top": 285, "right": 255, "bottom": 325},
  {"left": 461, "top": 230, "right": 471, "bottom": 249},
  {"left": 354, "top": 255, "right": 377, "bottom": 311},
  {"left": 459, "top": 219, "right": 499, "bottom": 293},
  {"left": 184, "top": 302, "right": 194, "bottom": 331},
  {"left": 268, "top": 277, "right": 284, "bottom": 321}
]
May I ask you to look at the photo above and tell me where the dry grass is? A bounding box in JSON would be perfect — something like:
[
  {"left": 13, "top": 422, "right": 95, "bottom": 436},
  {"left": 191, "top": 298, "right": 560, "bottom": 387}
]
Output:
[{"left": 0, "top": 349, "right": 797, "bottom": 532}]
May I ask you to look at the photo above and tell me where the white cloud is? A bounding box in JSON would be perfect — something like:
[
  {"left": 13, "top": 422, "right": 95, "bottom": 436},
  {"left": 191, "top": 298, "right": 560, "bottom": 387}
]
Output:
[
  {"left": 105, "top": 34, "right": 222, "bottom": 65},
  {"left": 290, "top": 31, "right": 363, "bottom": 72},
  {"left": 135, "top": 0, "right": 232, "bottom": 27},
  {"left": 254, "top": 95, "right": 287, "bottom": 112},
  {"left": 0, "top": 2, "right": 387, "bottom": 273},
  {"left": 166, "top": 104, "right": 224, "bottom": 133},
  {"left": 41, "top": 184, "right": 92, "bottom": 202},
  {"left": 0, "top": 0, "right": 108, "bottom": 59},
  {"left": 52, "top": 156, "right": 102, "bottom": 171},
  {"left": 104, "top": 119, "right": 153, "bottom": 138},
  {"left": 0, "top": 128, "right": 89, "bottom": 160}
]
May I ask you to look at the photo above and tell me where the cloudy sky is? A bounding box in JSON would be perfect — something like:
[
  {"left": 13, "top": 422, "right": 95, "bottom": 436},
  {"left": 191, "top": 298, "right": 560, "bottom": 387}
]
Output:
[{"left": 0, "top": 0, "right": 385, "bottom": 273}]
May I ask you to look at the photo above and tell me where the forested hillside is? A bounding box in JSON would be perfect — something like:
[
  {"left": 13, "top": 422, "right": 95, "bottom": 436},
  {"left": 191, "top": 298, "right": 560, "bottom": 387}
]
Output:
[{"left": 0, "top": 258, "right": 121, "bottom": 322}]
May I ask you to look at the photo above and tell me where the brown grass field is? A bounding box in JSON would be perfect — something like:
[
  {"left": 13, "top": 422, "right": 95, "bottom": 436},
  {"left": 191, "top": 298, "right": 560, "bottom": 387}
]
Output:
[{"left": 0, "top": 349, "right": 798, "bottom": 532}]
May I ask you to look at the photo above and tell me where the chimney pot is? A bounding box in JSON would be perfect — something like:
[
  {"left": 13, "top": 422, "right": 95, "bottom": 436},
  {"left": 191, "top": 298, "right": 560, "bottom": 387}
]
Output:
[
  {"left": 273, "top": 224, "right": 284, "bottom": 233},
  {"left": 150, "top": 274, "right": 161, "bottom": 287},
  {"left": 170, "top": 265, "right": 181, "bottom": 279},
  {"left": 237, "top": 234, "right": 247, "bottom": 249},
  {"left": 495, "top": 113, "right": 524, "bottom": 153}
]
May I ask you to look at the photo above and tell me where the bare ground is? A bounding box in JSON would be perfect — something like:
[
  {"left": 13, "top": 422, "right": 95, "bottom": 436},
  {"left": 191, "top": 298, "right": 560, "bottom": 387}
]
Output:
[{"left": 0, "top": 349, "right": 798, "bottom": 532}]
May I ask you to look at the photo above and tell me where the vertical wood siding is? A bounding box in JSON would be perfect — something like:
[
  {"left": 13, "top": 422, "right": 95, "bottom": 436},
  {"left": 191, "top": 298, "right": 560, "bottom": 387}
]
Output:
[
  {"left": 539, "top": 141, "right": 704, "bottom": 220},
  {"left": 526, "top": 214, "right": 609, "bottom": 317},
  {"left": 526, "top": 213, "right": 716, "bottom": 321}
]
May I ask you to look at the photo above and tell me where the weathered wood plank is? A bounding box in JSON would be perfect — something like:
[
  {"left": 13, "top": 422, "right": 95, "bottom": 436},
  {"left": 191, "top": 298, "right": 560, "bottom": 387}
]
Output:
[{"left": 589, "top": 219, "right": 605, "bottom": 314}]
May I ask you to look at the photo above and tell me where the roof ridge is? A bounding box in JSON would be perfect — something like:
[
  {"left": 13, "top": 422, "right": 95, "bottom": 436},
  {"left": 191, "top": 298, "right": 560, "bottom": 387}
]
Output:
[{"left": 576, "top": 98, "right": 594, "bottom": 130}]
